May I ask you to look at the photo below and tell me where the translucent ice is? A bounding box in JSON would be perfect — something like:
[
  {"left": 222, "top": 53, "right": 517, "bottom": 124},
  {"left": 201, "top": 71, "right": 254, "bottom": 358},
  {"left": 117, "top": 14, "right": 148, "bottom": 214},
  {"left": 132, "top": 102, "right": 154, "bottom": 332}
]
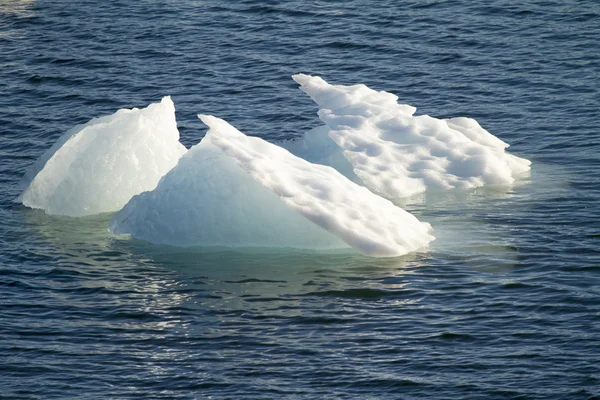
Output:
[
  {"left": 18, "top": 97, "right": 187, "bottom": 216},
  {"left": 291, "top": 74, "right": 531, "bottom": 199},
  {"left": 110, "top": 116, "right": 434, "bottom": 257}
]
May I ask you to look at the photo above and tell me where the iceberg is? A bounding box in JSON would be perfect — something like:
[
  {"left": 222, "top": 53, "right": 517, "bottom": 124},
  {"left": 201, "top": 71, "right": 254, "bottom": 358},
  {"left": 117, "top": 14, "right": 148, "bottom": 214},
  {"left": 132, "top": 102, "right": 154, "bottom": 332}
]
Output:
[
  {"left": 18, "top": 97, "right": 187, "bottom": 216},
  {"left": 110, "top": 116, "right": 434, "bottom": 257},
  {"left": 17, "top": 75, "right": 532, "bottom": 258},
  {"left": 291, "top": 74, "right": 531, "bottom": 199}
]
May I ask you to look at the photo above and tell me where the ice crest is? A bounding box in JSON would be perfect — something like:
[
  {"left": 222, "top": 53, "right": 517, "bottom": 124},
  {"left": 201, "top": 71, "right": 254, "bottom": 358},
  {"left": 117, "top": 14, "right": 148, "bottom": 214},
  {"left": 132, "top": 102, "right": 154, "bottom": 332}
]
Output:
[{"left": 18, "top": 97, "right": 187, "bottom": 216}]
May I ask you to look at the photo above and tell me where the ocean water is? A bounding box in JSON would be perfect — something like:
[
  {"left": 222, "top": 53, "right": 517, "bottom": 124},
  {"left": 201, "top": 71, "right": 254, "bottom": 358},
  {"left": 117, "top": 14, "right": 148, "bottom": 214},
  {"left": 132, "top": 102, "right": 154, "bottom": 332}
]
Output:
[{"left": 1, "top": 1, "right": 599, "bottom": 399}]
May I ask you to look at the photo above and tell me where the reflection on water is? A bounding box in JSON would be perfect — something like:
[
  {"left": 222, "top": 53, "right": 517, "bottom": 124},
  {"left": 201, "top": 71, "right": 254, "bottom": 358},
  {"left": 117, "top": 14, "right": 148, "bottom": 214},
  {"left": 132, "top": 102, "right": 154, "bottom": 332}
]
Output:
[
  {"left": 0, "top": 0, "right": 35, "bottom": 15},
  {"left": 21, "top": 209, "right": 114, "bottom": 249},
  {"left": 0, "top": 0, "right": 36, "bottom": 39},
  {"left": 398, "top": 163, "right": 571, "bottom": 272},
  {"left": 16, "top": 159, "right": 573, "bottom": 295},
  {"left": 17, "top": 204, "right": 424, "bottom": 305}
]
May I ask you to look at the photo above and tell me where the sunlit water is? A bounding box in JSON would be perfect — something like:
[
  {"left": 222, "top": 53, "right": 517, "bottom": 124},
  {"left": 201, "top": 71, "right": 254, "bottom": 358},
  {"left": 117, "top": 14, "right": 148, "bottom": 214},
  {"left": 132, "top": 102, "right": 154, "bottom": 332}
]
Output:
[{"left": 1, "top": 1, "right": 599, "bottom": 399}]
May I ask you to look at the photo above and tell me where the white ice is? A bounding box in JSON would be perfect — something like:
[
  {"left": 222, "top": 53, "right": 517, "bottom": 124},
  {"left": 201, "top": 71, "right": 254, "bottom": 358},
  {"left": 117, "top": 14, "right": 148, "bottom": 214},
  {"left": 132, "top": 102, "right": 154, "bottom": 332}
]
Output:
[
  {"left": 110, "top": 116, "right": 434, "bottom": 257},
  {"left": 291, "top": 74, "right": 531, "bottom": 199},
  {"left": 18, "top": 97, "right": 187, "bottom": 216}
]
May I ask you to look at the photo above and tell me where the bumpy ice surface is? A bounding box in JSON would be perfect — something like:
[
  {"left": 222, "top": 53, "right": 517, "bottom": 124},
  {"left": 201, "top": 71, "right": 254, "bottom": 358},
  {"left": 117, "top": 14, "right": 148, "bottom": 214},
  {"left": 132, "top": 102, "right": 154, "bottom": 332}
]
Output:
[
  {"left": 18, "top": 97, "right": 187, "bottom": 216},
  {"left": 291, "top": 74, "right": 531, "bottom": 199},
  {"left": 111, "top": 116, "right": 434, "bottom": 257}
]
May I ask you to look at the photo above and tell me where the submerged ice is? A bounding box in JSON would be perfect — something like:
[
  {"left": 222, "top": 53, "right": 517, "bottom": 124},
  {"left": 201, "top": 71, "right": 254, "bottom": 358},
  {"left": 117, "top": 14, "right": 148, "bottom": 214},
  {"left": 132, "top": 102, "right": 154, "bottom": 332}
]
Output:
[
  {"left": 18, "top": 97, "right": 187, "bottom": 216},
  {"left": 110, "top": 116, "right": 434, "bottom": 257},
  {"left": 290, "top": 74, "right": 531, "bottom": 199}
]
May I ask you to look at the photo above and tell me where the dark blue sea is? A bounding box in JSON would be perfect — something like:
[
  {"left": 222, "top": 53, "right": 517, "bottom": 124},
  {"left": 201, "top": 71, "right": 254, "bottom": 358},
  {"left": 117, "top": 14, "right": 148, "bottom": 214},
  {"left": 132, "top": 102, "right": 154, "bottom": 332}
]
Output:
[{"left": 1, "top": 1, "right": 599, "bottom": 399}]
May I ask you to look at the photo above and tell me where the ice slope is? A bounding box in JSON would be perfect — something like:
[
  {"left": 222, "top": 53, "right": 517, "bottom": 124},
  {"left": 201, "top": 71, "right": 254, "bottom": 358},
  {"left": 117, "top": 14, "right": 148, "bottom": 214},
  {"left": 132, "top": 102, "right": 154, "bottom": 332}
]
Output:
[
  {"left": 292, "top": 74, "right": 531, "bottom": 199},
  {"left": 18, "top": 97, "right": 187, "bottom": 216},
  {"left": 110, "top": 116, "right": 434, "bottom": 257}
]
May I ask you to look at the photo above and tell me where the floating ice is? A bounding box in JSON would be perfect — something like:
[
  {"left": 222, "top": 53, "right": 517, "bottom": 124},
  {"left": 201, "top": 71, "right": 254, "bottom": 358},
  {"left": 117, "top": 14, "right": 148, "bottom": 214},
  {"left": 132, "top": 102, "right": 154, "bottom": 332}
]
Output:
[
  {"left": 19, "top": 76, "right": 529, "bottom": 257},
  {"left": 18, "top": 97, "right": 187, "bottom": 216},
  {"left": 109, "top": 137, "right": 347, "bottom": 251},
  {"left": 110, "top": 116, "right": 434, "bottom": 257},
  {"left": 291, "top": 74, "right": 531, "bottom": 199}
]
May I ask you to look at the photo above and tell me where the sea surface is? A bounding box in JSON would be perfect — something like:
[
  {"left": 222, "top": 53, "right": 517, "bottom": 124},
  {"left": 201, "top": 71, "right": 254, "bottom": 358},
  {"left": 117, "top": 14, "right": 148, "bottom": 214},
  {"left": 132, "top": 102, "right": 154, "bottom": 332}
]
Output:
[{"left": 1, "top": 1, "right": 599, "bottom": 399}]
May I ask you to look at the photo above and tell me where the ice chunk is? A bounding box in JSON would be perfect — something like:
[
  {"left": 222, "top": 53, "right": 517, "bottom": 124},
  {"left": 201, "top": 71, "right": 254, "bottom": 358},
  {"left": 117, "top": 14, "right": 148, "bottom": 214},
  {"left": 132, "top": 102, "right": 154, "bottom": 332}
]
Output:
[
  {"left": 202, "top": 115, "right": 434, "bottom": 256},
  {"left": 110, "top": 116, "right": 434, "bottom": 257},
  {"left": 18, "top": 97, "right": 187, "bottom": 216},
  {"left": 292, "top": 74, "right": 531, "bottom": 199},
  {"left": 109, "top": 137, "right": 347, "bottom": 250}
]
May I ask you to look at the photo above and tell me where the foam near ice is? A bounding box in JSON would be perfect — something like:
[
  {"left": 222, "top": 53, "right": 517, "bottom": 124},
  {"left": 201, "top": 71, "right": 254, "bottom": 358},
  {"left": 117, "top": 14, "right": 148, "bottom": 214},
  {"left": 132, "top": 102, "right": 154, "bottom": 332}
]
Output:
[
  {"left": 110, "top": 116, "right": 434, "bottom": 257},
  {"left": 292, "top": 74, "right": 531, "bottom": 199},
  {"left": 18, "top": 97, "right": 187, "bottom": 216}
]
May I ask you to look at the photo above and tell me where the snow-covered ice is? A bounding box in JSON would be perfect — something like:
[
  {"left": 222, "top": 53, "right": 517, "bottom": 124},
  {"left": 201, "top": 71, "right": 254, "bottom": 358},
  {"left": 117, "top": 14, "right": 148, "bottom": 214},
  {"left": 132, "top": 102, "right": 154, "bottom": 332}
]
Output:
[
  {"left": 110, "top": 116, "right": 434, "bottom": 257},
  {"left": 291, "top": 74, "right": 531, "bottom": 199},
  {"left": 18, "top": 97, "right": 187, "bottom": 216}
]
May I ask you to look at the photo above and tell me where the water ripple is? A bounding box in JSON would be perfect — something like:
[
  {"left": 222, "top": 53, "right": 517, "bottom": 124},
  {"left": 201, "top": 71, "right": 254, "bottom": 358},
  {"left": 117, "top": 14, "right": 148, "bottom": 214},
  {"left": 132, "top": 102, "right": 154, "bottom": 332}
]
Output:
[{"left": 1, "top": 0, "right": 599, "bottom": 398}]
